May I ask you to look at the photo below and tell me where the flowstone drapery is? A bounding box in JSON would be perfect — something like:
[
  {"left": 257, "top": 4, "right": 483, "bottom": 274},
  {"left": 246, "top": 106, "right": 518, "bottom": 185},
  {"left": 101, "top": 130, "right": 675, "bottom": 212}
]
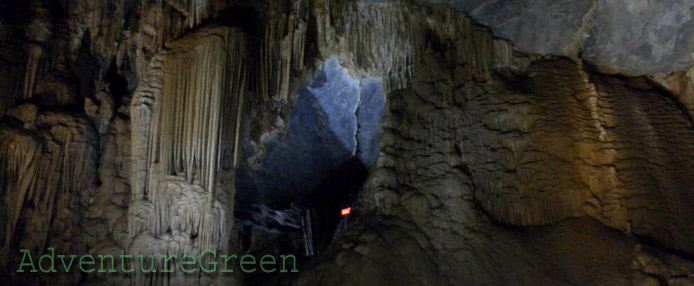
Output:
[{"left": 129, "top": 26, "right": 247, "bottom": 284}]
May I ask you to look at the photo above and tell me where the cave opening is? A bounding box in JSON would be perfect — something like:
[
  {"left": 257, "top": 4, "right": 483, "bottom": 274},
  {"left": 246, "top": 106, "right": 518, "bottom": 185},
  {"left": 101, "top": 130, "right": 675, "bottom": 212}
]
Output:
[{"left": 234, "top": 58, "right": 385, "bottom": 264}]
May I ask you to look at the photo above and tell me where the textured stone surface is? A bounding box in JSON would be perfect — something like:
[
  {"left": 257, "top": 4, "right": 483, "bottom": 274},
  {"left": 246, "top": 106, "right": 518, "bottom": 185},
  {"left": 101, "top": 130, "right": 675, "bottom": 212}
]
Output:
[
  {"left": 356, "top": 76, "right": 386, "bottom": 166},
  {"left": 1, "top": 110, "right": 98, "bottom": 285},
  {"left": 236, "top": 58, "right": 385, "bottom": 205},
  {"left": 299, "top": 47, "right": 694, "bottom": 285},
  {"left": 418, "top": 0, "right": 694, "bottom": 75},
  {"left": 1, "top": 0, "right": 694, "bottom": 285},
  {"left": 128, "top": 25, "right": 245, "bottom": 285},
  {"left": 454, "top": 0, "right": 591, "bottom": 55},
  {"left": 583, "top": 0, "right": 694, "bottom": 75}
]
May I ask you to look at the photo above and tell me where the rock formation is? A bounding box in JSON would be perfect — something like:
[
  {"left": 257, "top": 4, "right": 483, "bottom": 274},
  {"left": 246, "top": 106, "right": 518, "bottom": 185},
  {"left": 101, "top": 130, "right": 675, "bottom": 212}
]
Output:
[{"left": 1, "top": 0, "right": 694, "bottom": 285}]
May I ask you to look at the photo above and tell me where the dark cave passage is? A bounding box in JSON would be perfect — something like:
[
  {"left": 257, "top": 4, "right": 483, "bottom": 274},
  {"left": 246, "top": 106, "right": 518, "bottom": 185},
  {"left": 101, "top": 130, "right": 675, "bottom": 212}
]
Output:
[{"left": 234, "top": 58, "right": 385, "bottom": 271}]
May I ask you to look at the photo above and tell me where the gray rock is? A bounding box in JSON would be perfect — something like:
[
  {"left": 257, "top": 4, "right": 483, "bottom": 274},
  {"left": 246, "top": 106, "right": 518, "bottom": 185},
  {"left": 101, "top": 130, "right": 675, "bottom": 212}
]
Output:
[
  {"left": 417, "top": 0, "right": 591, "bottom": 55},
  {"left": 236, "top": 58, "right": 385, "bottom": 204},
  {"left": 419, "top": 0, "right": 694, "bottom": 75},
  {"left": 582, "top": 0, "right": 694, "bottom": 74}
]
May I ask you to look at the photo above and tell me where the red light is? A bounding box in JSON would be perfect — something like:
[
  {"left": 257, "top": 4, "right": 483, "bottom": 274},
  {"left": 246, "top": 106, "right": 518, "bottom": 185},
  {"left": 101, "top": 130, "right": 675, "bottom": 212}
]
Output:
[{"left": 341, "top": 207, "right": 351, "bottom": 216}]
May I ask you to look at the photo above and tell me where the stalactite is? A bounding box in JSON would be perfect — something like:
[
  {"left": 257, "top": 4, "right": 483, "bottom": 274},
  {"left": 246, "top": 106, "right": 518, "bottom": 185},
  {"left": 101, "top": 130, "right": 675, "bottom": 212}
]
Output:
[
  {"left": 152, "top": 29, "right": 245, "bottom": 194},
  {"left": 0, "top": 129, "right": 40, "bottom": 267},
  {"left": 129, "top": 26, "right": 246, "bottom": 285},
  {"left": 121, "top": 2, "right": 519, "bottom": 284},
  {"left": 494, "top": 39, "right": 513, "bottom": 69},
  {"left": 0, "top": 113, "right": 97, "bottom": 268},
  {"left": 157, "top": 0, "right": 219, "bottom": 45},
  {"left": 257, "top": 1, "right": 309, "bottom": 102},
  {"left": 164, "top": 0, "right": 215, "bottom": 28},
  {"left": 23, "top": 44, "right": 43, "bottom": 99},
  {"left": 308, "top": 0, "right": 512, "bottom": 94}
]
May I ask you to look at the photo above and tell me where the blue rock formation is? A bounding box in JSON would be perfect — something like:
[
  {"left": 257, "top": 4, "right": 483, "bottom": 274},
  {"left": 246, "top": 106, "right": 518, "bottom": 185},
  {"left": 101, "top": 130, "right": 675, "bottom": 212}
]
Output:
[{"left": 236, "top": 58, "right": 385, "bottom": 205}]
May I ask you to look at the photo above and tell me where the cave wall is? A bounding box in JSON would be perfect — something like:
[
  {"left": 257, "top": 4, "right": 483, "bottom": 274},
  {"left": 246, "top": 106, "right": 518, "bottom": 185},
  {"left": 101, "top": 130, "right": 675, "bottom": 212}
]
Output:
[
  {"left": 0, "top": 0, "right": 694, "bottom": 285},
  {"left": 298, "top": 54, "right": 694, "bottom": 285},
  {"left": 416, "top": 0, "right": 694, "bottom": 75},
  {"left": 296, "top": 34, "right": 694, "bottom": 284}
]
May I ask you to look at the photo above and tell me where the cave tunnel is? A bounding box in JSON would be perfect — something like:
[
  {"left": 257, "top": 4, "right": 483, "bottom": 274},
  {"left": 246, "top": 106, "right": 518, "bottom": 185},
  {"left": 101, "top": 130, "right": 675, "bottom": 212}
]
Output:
[{"left": 234, "top": 58, "right": 385, "bottom": 262}]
